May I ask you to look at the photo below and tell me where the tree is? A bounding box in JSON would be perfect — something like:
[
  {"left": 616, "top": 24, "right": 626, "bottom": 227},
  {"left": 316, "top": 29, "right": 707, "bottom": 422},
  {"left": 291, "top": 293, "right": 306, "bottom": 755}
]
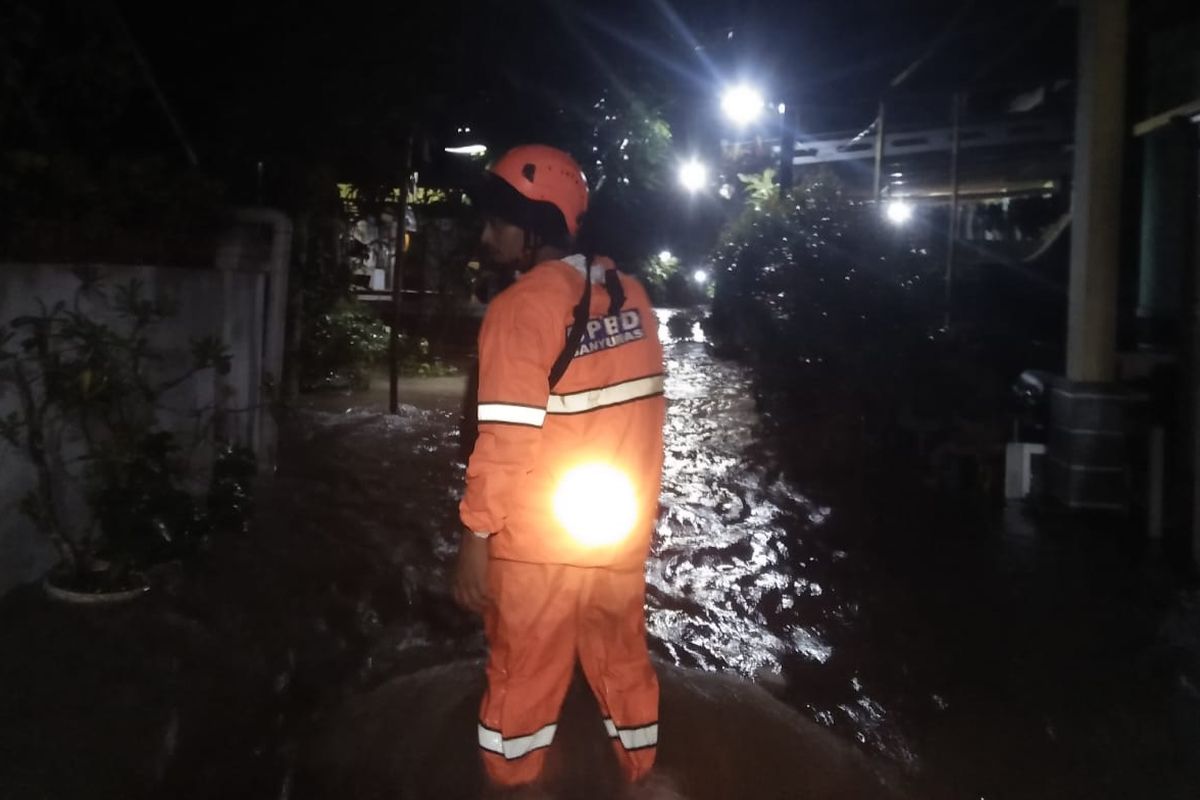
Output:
[
  {"left": 707, "top": 170, "right": 1001, "bottom": 482},
  {"left": 547, "top": 89, "right": 674, "bottom": 272}
]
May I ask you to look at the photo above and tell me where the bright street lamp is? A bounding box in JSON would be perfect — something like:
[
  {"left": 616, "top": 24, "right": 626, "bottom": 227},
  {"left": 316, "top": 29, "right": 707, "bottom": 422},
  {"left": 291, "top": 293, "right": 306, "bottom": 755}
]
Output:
[
  {"left": 658, "top": 249, "right": 673, "bottom": 262},
  {"left": 692, "top": 269, "right": 709, "bottom": 285},
  {"left": 678, "top": 159, "right": 708, "bottom": 193},
  {"left": 721, "top": 84, "right": 765, "bottom": 126},
  {"left": 445, "top": 144, "right": 487, "bottom": 157},
  {"left": 720, "top": 85, "right": 792, "bottom": 194}
]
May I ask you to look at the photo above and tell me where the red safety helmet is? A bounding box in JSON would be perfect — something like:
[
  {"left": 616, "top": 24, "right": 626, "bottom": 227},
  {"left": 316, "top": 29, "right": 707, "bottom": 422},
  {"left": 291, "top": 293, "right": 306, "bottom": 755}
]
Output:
[{"left": 475, "top": 145, "right": 589, "bottom": 243}]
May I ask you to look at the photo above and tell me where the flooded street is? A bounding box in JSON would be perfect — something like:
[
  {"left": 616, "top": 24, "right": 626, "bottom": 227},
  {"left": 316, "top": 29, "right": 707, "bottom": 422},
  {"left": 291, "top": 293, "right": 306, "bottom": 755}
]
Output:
[
  {"left": 276, "top": 309, "right": 1200, "bottom": 798},
  {"left": 647, "top": 312, "right": 916, "bottom": 769},
  {"left": 9, "top": 1, "right": 1198, "bottom": 796},
  {"left": 2, "top": 309, "right": 1197, "bottom": 798}
]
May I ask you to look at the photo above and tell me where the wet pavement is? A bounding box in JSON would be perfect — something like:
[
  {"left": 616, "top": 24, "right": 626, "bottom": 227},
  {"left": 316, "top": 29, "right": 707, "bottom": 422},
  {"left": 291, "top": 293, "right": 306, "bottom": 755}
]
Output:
[{"left": 2, "top": 310, "right": 1199, "bottom": 798}]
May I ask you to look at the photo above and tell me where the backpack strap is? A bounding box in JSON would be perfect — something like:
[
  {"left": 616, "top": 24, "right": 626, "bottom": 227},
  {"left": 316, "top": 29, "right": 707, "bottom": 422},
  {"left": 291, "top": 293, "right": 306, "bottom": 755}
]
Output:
[
  {"left": 548, "top": 258, "right": 624, "bottom": 390},
  {"left": 548, "top": 258, "right": 593, "bottom": 390},
  {"left": 604, "top": 265, "right": 625, "bottom": 316}
]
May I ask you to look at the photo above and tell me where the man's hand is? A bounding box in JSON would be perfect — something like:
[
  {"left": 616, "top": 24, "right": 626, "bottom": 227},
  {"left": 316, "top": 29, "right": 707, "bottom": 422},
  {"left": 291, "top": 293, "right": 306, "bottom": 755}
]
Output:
[{"left": 453, "top": 532, "right": 491, "bottom": 615}]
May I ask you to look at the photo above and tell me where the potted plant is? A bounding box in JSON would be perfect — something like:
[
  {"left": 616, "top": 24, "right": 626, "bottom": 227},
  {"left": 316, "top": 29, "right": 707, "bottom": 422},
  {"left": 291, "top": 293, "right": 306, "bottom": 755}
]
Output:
[{"left": 0, "top": 268, "right": 255, "bottom": 602}]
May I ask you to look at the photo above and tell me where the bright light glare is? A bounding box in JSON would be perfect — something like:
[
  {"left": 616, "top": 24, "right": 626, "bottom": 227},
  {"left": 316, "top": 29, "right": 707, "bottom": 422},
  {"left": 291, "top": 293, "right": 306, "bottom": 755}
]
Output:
[
  {"left": 693, "top": 269, "right": 709, "bottom": 284},
  {"left": 658, "top": 249, "right": 673, "bottom": 261},
  {"left": 678, "top": 159, "right": 708, "bottom": 192},
  {"left": 444, "top": 144, "right": 487, "bottom": 156},
  {"left": 721, "top": 85, "right": 765, "bottom": 125},
  {"left": 886, "top": 199, "right": 914, "bottom": 225},
  {"left": 553, "top": 464, "right": 638, "bottom": 548}
]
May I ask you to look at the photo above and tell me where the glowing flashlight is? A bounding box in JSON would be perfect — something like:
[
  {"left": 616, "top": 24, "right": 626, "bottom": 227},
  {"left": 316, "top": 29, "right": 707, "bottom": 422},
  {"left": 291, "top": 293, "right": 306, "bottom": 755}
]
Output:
[
  {"left": 553, "top": 464, "right": 638, "bottom": 548},
  {"left": 885, "top": 199, "right": 914, "bottom": 225}
]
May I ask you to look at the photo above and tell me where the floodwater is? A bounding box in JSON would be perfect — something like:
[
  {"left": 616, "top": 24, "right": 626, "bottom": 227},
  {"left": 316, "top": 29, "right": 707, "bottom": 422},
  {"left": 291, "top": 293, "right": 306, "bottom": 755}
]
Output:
[
  {"left": 277, "top": 310, "right": 1200, "bottom": 798},
  {"left": 6, "top": 309, "right": 1197, "bottom": 799}
]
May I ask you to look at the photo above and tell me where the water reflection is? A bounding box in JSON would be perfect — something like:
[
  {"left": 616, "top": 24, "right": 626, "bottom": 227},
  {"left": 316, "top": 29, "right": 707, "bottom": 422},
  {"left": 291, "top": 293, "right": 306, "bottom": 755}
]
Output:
[
  {"left": 650, "top": 309, "right": 833, "bottom": 678},
  {"left": 279, "top": 306, "right": 1200, "bottom": 795},
  {"left": 285, "top": 308, "right": 909, "bottom": 770}
]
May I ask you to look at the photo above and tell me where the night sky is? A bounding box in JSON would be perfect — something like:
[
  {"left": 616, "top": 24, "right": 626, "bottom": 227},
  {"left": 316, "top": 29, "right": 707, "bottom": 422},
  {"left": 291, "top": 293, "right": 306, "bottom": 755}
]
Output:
[
  {"left": 106, "top": 0, "right": 1076, "bottom": 171},
  {"left": 6, "top": 0, "right": 1079, "bottom": 261}
]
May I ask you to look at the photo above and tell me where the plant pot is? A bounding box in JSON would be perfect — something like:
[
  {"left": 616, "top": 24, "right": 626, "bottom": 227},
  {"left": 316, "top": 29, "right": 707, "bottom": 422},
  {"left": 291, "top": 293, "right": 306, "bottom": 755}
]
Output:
[{"left": 42, "top": 562, "right": 150, "bottom": 606}]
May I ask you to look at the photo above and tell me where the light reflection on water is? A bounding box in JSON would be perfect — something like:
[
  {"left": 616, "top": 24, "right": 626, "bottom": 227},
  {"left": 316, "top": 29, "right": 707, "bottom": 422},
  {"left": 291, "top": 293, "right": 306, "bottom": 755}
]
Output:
[
  {"left": 287, "top": 308, "right": 912, "bottom": 770},
  {"left": 278, "top": 305, "right": 1200, "bottom": 794},
  {"left": 649, "top": 308, "right": 834, "bottom": 679},
  {"left": 649, "top": 309, "right": 914, "bottom": 768}
]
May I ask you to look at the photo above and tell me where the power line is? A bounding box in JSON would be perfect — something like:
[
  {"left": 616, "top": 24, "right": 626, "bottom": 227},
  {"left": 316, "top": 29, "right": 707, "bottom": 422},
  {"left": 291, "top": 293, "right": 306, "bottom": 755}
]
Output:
[
  {"left": 890, "top": 0, "right": 978, "bottom": 89},
  {"left": 106, "top": 1, "right": 198, "bottom": 166}
]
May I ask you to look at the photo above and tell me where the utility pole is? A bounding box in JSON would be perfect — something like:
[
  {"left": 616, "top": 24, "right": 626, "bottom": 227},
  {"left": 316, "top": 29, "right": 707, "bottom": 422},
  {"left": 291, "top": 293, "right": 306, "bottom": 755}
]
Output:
[
  {"left": 389, "top": 133, "right": 415, "bottom": 415},
  {"left": 872, "top": 100, "right": 887, "bottom": 202},
  {"left": 945, "top": 92, "right": 963, "bottom": 332},
  {"left": 778, "top": 104, "right": 794, "bottom": 198}
]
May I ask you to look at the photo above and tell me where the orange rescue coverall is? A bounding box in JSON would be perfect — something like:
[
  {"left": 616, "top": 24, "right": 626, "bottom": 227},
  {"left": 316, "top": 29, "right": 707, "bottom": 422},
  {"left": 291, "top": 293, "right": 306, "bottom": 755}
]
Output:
[{"left": 460, "top": 254, "right": 665, "bottom": 786}]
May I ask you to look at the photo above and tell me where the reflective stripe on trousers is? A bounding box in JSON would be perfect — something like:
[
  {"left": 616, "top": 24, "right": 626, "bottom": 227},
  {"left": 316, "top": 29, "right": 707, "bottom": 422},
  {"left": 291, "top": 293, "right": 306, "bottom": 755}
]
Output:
[
  {"left": 478, "top": 559, "right": 659, "bottom": 787},
  {"left": 478, "top": 722, "right": 558, "bottom": 760},
  {"left": 603, "top": 719, "right": 659, "bottom": 751}
]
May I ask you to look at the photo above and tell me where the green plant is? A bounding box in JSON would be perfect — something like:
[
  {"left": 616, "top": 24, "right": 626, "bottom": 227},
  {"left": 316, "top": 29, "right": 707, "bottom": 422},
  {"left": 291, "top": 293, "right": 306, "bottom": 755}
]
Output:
[
  {"left": 0, "top": 270, "right": 255, "bottom": 586},
  {"left": 737, "top": 168, "right": 780, "bottom": 208},
  {"left": 300, "top": 301, "right": 388, "bottom": 390},
  {"left": 206, "top": 443, "right": 258, "bottom": 536},
  {"left": 556, "top": 89, "right": 675, "bottom": 269},
  {"left": 300, "top": 300, "right": 453, "bottom": 390},
  {"left": 641, "top": 251, "right": 680, "bottom": 293},
  {"left": 707, "top": 171, "right": 1007, "bottom": 482}
]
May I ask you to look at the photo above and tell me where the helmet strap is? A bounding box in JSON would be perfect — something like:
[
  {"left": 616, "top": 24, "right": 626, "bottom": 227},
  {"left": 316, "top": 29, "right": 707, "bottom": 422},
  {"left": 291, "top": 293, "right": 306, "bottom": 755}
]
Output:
[
  {"left": 520, "top": 229, "right": 539, "bottom": 272},
  {"left": 520, "top": 228, "right": 569, "bottom": 272}
]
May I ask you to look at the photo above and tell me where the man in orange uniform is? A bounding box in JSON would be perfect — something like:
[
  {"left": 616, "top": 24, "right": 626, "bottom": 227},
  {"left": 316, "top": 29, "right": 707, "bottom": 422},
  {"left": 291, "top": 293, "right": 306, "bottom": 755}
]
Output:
[{"left": 453, "top": 144, "right": 665, "bottom": 790}]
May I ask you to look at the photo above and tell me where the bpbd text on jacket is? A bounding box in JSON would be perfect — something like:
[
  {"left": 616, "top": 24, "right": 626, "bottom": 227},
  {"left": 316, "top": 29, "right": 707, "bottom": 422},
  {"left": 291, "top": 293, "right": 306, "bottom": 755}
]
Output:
[{"left": 572, "top": 310, "right": 646, "bottom": 357}]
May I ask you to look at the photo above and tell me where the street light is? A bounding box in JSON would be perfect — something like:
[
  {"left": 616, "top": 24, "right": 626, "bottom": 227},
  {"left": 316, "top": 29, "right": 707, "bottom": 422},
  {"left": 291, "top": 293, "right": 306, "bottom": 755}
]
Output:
[
  {"left": 445, "top": 144, "right": 487, "bottom": 157},
  {"left": 720, "top": 85, "right": 792, "bottom": 194},
  {"left": 720, "top": 84, "right": 765, "bottom": 126},
  {"left": 885, "top": 199, "right": 914, "bottom": 226},
  {"left": 658, "top": 249, "right": 673, "bottom": 262},
  {"left": 692, "top": 269, "right": 709, "bottom": 285},
  {"left": 678, "top": 159, "right": 708, "bottom": 193}
]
